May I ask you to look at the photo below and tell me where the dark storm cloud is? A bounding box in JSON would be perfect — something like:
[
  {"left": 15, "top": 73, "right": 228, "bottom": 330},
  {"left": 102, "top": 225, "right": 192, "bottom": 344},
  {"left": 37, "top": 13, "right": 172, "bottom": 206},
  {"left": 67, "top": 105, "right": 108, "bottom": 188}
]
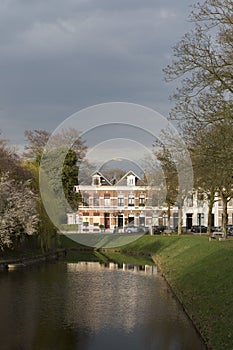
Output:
[{"left": 0, "top": 0, "right": 194, "bottom": 145}]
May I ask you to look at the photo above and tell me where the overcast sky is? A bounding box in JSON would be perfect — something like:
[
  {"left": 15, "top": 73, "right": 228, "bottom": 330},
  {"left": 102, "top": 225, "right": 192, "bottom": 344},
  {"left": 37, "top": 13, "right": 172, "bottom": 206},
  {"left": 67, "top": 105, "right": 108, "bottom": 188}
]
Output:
[{"left": 0, "top": 0, "right": 194, "bottom": 148}]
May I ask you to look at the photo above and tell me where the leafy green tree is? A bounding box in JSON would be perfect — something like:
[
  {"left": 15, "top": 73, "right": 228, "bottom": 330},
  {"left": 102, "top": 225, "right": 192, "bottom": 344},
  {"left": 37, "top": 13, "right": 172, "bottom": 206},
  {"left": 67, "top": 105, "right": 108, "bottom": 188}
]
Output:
[
  {"left": 62, "top": 149, "right": 82, "bottom": 210},
  {"left": 24, "top": 161, "right": 58, "bottom": 252},
  {"left": 24, "top": 128, "right": 87, "bottom": 243}
]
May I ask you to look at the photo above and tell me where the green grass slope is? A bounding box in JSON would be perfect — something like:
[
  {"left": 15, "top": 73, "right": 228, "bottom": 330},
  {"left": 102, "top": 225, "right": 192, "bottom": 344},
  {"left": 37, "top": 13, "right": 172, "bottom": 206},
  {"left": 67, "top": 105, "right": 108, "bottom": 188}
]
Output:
[{"left": 120, "top": 235, "right": 233, "bottom": 350}]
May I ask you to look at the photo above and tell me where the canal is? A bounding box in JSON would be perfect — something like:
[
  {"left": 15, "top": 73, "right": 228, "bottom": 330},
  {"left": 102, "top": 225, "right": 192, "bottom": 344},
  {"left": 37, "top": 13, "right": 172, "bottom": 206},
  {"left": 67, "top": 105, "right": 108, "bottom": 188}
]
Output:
[{"left": 0, "top": 253, "right": 206, "bottom": 350}]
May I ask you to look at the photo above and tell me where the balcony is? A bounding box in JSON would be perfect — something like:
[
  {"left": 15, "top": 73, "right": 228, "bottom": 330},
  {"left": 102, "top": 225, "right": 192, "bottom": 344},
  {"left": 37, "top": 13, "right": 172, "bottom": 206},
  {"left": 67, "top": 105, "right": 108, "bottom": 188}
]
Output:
[{"left": 78, "top": 205, "right": 154, "bottom": 212}]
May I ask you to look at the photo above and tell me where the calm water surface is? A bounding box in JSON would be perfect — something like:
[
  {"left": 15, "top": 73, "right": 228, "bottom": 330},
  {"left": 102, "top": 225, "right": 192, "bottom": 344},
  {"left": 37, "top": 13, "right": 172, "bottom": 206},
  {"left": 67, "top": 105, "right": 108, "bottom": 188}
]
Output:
[{"left": 0, "top": 257, "right": 206, "bottom": 350}]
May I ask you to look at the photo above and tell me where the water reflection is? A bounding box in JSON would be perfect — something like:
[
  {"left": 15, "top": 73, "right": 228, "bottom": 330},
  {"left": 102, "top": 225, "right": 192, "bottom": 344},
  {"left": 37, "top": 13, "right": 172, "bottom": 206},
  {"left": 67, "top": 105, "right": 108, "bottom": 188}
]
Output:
[
  {"left": 64, "top": 261, "right": 205, "bottom": 349},
  {"left": 0, "top": 259, "right": 206, "bottom": 350},
  {"left": 67, "top": 261, "right": 157, "bottom": 274}
]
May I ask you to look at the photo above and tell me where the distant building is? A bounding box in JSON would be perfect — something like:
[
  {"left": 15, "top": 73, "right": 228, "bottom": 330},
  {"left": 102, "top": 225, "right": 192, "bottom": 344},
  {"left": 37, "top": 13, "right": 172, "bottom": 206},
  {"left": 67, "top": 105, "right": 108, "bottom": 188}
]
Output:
[
  {"left": 67, "top": 170, "right": 155, "bottom": 232},
  {"left": 67, "top": 170, "right": 233, "bottom": 232}
]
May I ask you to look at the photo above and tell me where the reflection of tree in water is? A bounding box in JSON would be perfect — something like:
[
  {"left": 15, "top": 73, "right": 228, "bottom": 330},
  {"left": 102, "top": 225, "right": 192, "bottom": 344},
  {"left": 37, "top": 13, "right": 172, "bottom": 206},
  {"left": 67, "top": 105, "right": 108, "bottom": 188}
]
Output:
[{"left": 0, "top": 263, "right": 90, "bottom": 350}]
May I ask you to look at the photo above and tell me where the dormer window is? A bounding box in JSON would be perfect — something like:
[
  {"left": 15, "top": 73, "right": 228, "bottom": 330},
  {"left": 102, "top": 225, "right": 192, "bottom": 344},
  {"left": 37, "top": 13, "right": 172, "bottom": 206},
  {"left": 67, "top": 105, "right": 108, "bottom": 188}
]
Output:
[
  {"left": 92, "top": 175, "right": 100, "bottom": 186},
  {"left": 127, "top": 175, "right": 135, "bottom": 186}
]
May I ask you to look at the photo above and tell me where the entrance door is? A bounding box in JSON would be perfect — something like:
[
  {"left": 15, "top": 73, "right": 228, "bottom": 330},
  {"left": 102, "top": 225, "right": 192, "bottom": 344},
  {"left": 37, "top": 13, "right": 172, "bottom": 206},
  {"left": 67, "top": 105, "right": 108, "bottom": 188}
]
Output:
[
  {"left": 104, "top": 213, "right": 110, "bottom": 229},
  {"left": 186, "top": 213, "right": 193, "bottom": 230},
  {"left": 118, "top": 215, "right": 123, "bottom": 228},
  {"left": 211, "top": 214, "right": 215, "bottom": 227}
]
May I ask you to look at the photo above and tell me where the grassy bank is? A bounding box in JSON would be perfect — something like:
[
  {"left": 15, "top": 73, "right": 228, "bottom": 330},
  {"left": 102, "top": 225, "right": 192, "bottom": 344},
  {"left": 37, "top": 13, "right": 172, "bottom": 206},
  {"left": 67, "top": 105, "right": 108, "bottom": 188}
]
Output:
[{"left": 119, "top": 235, "right": 233, "bottom": 350}]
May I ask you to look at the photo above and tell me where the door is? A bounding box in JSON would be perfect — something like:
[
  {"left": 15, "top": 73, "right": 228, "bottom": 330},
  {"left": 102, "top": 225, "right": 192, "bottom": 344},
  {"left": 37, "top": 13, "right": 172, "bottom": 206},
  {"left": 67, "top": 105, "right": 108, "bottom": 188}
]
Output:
[
  {"left": 118, "top": 215, "right": 123, "bottom": 228},
  {"left": 186, "top": 213, "right": 193, "bottom": 230},
  {"left": 104, "top": 213, "right": 110, "bottom": 229}
]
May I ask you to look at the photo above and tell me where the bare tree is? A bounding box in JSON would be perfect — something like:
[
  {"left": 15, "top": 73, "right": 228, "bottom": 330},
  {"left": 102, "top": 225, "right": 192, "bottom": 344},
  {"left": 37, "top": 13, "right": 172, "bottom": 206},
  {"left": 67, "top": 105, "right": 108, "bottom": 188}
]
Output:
[
  {"left": 24, "top": 130, "right": 50, "bottom": 161},
  {"left": 188, "top": 121, "right": 233, "bottom": 237},
  {"left": 164, "top": 0, "right": 233, "bottom": 124},
  {"left": 154, "top": 144, "right": 178, "bottom": 230}
]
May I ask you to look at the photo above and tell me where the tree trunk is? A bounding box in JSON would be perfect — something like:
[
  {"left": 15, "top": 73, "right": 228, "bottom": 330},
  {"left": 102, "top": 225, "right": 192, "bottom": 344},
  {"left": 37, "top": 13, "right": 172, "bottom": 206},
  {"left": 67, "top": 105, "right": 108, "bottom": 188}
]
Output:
[
  {"left": 221, "top": 192, "right": 228, "bottom": 239},
  {"left": 178, "top": 205, "right": 182, "bottom": 235},
  {"left": 207, "top": 191, "right": 215, "bottom": 236},
  {"left": 167, "top": 204, "right": 171, "bottom": 230}
]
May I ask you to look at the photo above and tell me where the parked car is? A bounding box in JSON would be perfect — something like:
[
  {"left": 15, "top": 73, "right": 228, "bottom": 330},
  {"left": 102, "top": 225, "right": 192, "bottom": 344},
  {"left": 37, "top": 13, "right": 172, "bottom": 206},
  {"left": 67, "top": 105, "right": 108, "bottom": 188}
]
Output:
[
  {"left": 124, "top": 226, "right": 146, "bottom": 234},
  {"left": 152, "top": 225, "right": 166, "bottom": 234},
  {"left": 190, "top": 225, "right": 207, "bottom": 233},
  {"left": 227, "top": 225, "right": 233, "bottom": 236}
]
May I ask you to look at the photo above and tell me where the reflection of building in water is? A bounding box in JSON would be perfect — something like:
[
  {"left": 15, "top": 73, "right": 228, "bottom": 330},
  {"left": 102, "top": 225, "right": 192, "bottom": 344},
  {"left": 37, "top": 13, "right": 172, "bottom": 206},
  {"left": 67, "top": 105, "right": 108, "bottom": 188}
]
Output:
[
  {"left": 67, "top": 262, "right": 157, "bottom": 275},
  {"left": 65, "top": 262, "right": 158, "bottom": 335}
]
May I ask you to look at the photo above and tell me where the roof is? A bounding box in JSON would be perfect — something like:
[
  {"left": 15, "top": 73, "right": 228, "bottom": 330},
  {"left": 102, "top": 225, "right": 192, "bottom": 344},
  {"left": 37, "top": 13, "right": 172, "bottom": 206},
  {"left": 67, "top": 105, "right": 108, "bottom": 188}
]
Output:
[
  {"left": 116, "top": 170, "right": 142, "bottom": 186},
  {"left": 91, "top": 171, "right": 112, "bottom": 185},
  {"left": 91, "top": 170, "right": 146, "bottom": 187}
]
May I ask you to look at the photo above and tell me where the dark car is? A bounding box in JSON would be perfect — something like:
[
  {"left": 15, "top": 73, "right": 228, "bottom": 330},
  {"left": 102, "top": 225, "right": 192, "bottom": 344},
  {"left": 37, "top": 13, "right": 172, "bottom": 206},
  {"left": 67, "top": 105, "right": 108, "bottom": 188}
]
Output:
[
  {"left": 152, "top": 225, "right": 166, "bottom": 234},
  {"left": 190, "top": 225, "right": 207, "bottom": 233}
]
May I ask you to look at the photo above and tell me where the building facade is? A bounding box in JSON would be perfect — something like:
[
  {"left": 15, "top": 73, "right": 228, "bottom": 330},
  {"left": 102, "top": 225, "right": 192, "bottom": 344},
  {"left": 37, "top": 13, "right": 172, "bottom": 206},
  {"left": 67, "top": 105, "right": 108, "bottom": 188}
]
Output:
[{"left": 67, "top": 170, "right": 233, "bottom": 232}]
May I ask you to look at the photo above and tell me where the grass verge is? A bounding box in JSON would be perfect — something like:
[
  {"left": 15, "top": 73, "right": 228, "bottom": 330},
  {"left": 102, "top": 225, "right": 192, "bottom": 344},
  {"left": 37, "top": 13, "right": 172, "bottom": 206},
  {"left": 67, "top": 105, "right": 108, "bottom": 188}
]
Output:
[{"left": 118, "top": 234, "right": 233, "bottom": 350}]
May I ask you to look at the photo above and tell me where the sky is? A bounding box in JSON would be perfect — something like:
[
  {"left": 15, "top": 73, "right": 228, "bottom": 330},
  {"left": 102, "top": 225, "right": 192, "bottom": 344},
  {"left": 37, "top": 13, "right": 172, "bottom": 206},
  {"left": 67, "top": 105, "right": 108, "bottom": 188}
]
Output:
[{"left": 0, "top": 0, "right": 195, "bottom": 149}]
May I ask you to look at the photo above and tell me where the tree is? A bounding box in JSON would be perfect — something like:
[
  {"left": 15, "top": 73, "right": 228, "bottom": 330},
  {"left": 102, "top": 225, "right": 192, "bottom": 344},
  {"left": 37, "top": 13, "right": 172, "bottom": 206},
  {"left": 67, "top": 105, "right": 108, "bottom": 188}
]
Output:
[
  {"left": 24, "top": 128, "right": 88, "bottom": 213},
  {"left": 155, "top": 144, "right": 178, "bottom": 231},
  {"left": 0, "top": 173, "right": 38, "bottom": 250},
  {"left": 23, "top": 161, "right": 58, "bottom": 252},
  {"left": 62, "top": 149, "right": 82, "bottom": 210},
  {"left": 164, "top": 0, "right": 233, "bottom": 236},
  {"left": 0, "top": 134, "right": 30, "bottom": 181},
  {"left": 24, "top": 130, "right": 50, "bottom": 162},
  {"left": 187, "top": 121, "right": 233, "bottom": 237},
  {"left": 164, "top": 0, "right": 233, "bottom": 125},
  {"left": 24, "top": 128, "right": 87, "bottom": 163}
]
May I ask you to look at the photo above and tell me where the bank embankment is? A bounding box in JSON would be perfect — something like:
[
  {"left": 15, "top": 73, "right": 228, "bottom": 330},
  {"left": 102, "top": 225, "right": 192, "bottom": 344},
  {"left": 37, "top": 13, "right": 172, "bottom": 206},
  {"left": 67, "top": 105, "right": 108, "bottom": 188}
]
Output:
[
  {"left": 114, "top": 234, "right": 233, "bottom": 350},
  {"left": 0, "top": 249, "right": 66, "bottom": 270}
]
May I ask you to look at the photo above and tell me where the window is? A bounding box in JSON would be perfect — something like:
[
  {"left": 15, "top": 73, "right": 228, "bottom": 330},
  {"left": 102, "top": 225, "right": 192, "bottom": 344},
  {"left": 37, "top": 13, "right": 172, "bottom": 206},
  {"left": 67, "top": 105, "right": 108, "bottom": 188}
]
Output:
[
  {"left": 82, "top": 193, "right": 89, "bottom": 206},
  {"left": 197, "top": 213, "right": 204, "bottom": 226},
  {"left": 127, "top": 176, "right": 135, "bottom": 186},
  {"left": 139, "top": 194, "right": 145, "bottom": 206},
  {"left": 104, "top": 193, "right": 110, "bottom": 207},
  {"left": 93, "top": 194, "right": 99, "bottom": 206},
  {"left": 83, "top": 222, "right": 89, "bottom": 227},
  {"left": 128, "top": 194, "right": 134, "bottom": 206},
  {"left": 92, "top": 176, "right": 100, "bottom": 185},
  {"left": 197, "top": 192, "right": 204, "bottom": 207},
  {"left": 139, "top": 216, "right": 145, "bottom": 226},
  {"left": 118, "top": 194, "right": 124, "bottom": 206},
  {"left": 187, "top": 194, "right": 193, "bottom": 207}
]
